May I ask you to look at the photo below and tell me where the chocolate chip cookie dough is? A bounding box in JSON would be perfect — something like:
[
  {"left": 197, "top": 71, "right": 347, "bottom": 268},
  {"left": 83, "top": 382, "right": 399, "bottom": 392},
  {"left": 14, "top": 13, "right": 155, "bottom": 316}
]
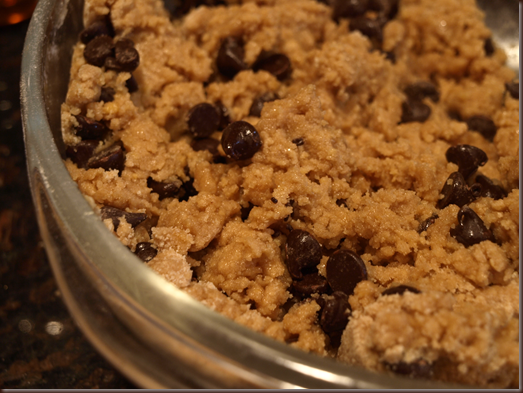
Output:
[{"left": 61, "top": 0, "right": 519, "bottom": 388}]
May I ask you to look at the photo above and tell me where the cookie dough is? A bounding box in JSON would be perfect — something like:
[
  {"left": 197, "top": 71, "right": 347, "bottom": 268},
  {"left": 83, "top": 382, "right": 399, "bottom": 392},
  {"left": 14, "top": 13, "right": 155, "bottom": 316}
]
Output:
[{"left": 61, "top": 0, "right": 519, "bottom": 388}]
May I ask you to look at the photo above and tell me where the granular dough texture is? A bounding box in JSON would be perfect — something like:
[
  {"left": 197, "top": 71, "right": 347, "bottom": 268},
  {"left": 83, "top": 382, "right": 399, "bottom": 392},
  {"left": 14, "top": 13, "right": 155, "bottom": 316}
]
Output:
[{"left": 62, "top": 0, "right": 519, "bottom": 388}]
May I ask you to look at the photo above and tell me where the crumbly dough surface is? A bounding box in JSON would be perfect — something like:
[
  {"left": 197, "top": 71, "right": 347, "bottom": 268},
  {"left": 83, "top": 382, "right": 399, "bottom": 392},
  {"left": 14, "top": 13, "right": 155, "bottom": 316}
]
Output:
[{"left": 62, "top": 0, "right": 519, "bottom": 388}]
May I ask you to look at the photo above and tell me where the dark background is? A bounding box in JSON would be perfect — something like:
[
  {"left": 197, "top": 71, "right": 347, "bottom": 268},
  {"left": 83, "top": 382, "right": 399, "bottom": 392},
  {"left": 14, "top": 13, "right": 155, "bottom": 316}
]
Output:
[{"left": 0, "top": 17, "right": 136, "bottom": 389}]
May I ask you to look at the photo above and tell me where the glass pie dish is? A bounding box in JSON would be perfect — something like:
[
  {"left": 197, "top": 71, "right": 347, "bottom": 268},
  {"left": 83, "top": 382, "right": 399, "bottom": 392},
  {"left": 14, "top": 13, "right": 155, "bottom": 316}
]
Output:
[{"left": 21, "top": 0, "right": 519, "bottom": 388}]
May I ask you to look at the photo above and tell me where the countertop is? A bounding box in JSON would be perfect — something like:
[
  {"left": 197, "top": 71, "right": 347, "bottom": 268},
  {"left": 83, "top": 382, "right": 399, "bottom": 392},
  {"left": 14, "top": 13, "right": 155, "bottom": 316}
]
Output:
[{"left": 0, "top": 17, "right": 136, "bottom": 390}]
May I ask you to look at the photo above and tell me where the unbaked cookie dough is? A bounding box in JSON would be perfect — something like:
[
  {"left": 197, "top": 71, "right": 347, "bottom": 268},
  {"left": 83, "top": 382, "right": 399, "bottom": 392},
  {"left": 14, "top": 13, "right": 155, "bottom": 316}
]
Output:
[{"left": 61, "top": 0, "right": 519, "bottom": 388}]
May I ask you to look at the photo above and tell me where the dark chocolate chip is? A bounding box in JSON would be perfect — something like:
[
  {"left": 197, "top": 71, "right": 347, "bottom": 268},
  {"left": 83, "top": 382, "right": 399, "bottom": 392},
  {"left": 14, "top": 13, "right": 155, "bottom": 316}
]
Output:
[
  {"left": 221, "top": 120, "right": 262, "bottom": 161},
  {"left": 292, "top": 137, "right": 304, "bottom": 146},
  {"left": 368, "top": 0, "right": 399, "bottom": 19},
  {"left": 285, "top": 229, "right": 323, "bottom": 280},
  {"left": 65, "top": 140, "right": 99, "bottom": 168},
  {"left": 466, "top": 115, "right": 497, "bottom": 141},
  {"left": 445, "top": 144, "right": 488, "bottom": 180},
  {"left": 450, "top": 206, "right": 496, "bottom": 247},
  {"left": 126, "top": 74, "right": 139, "bottom": 93},
  {"left": 215, "top": 101, "right": 231, "bottom": 130},
  {"left": 436, "top": 172, "right": 475, "bottom": 209},
  {"left": 134, "top": 242, "right": 158, "bottom": 262},
  {"left": 484, "top": 37, "right": 494, "bottom": 56},
  {"left": 103, "top": 56, "right": 122, "bottom": 71},
  {"left": 252, "top": 52, "right": 292, "bottom": 81},
  {"left": 326, "top": 249, "right": 367, "bottom": 296},
  {"left": 400, "top": 99, "right": 431, "bottom": 123},
  {"left": 114, "top": 38, "right": 140, "bottom": 72},
  {"left": 505, "top": 81, "right": 519, "bottom": 100},
  {"left": 216, "top": 36, "right": 247, "bottom": 79},
  {"left": 404, "top": 81, "right": 440, "bottom": 103},
  {"left": 381, "top": 284, "right": 420, "bottom": 296},
  {"left": 187, "top": 103, "right": 221, "bottom": 139},
  {"left": 271, "top": 197, "right": 278, "bottom": 204},
  {"left": 418, "top": 214, "right": 438, "bottom": 233},
  {"left": 100, "top": 206, "right": 147, "bottom": 231},
  {"left": 74, "top": 115, "right": 110, "bottom": 140},
  {"left": 384, "top": 359, "right": 433, "bottom": 379},
  {"left": 291, "top": 273, "right": 330, "bottom": 296},
  {"left": 473, "top": 174, "right": 507, "bottom": 200},
  {"left": 80, "top": 16, "right": 115, "bottom": 44},
  {"left": 350, "top": 16, "right": 384, "bottom": 42},
  {"left": 179, "top": 176, "right": 198, "bottom": 202},
  {"left": 99, "top": 87, "right": 115, "bottom": 102},
  {"left": 332, "top": 0, "right": 370, "bottom": 20},
  {"left": 318, "top": 291, "right": 350, "bottom": 334},
  {"left": 84, "top": 35, "right": 114, "bottom": 67},
  {"left": 191, "top": 137, "right": 221, "bottom": 161},
  {"left": 147, "top": 177, "right": 183, "bottom": 200},
  {"left": 249, "top": 92, "right": 279, "bottom": 117},
  {"left": 87, "top": 141, "right": 126, "bottom": 173}
]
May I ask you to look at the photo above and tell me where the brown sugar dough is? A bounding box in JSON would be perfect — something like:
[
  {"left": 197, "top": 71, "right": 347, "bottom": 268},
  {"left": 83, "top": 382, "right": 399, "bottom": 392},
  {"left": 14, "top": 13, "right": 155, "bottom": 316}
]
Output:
[{"left": 62, "top": 0, "right": 519, "bottom": 388}]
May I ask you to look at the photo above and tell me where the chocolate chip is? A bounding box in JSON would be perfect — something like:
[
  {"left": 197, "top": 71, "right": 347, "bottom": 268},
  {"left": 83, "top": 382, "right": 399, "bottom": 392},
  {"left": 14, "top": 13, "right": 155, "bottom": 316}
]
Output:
[
  {"left": 191, "top": 137, "right": 221, "bottom": 161},
  {"left": 404, "top": 81, "right": 440, "bottom": 103},
  {"left": 216, "top": 37, "right": 247, "bottom": 79},
  {"left": 103, "top": 56, "right": 121, "bottom": 71},
  {"left": 473, "top": 174, "right": 507, "bottom": 200},
  {"left": 187, "top": 103, "right": 221, "bottom": 139},
  {"left": 466, "top": 115, "right": 497, "bottom": 141},
  {"left": 271, "top": 197, "right": 278, "bottom": 204},
  {"left": 418, "top": 214, "right": 438, "bottom": 233},
  {"left": 100, "top": 206, "right": 147, "bottom": 231},
  {"left": 368, "top": 0, "right": 399, "bottom": 19},
  {"left": 450, "top": 206, "right": 495, "bottom": 247},
  {"left": 84, "top": 35, "right": 114, "bottom": 67},
  {"left": 87, "top": 141, "right": 126, "bottom": 173},
  {"left": 99, "top": 87, "right": 115, "bottom": 102},
  {"left": 178, "top": 174, "right": 198, "bottom": 202},
  {"left": 291, "top": 273, "right": 330, "bottom": 297},
  {"left": 252, "top": 52, "right": 292, "bottom": 81},
  {"left": 147, "top": 177, "right": 183, "bottom": 200},
  {"left": 350, "top": 16, "right": 384, "bottom": 42},
  {"left": 80, "top": 16, "right": 115, "bottom": 44},
  {"left": 73, "top": 115, "right": 110, "bottom": 140},
  {"left": 114, "top": 38, "right": 140, "bottom": 72},
  {"left": 292, "top": 137, "right": 304, "bottom": 146},
  {"left": 332, "top": 0, "right": 370, "bottom": 20},
  {"left": 445, "top": 144, "right": 488, "bottom": 180},
  {"left": 134, "top": 242, "right": 158, "bottom": 262},
  {"left": 65, "top": 140, "right": 99, "bottom": 168},
  {"left": 126, "top": 74, "right": 139, "bottom": 93},
  {"left": 326, "top": 249, "right": 367, "bottom": 296},
  {"left": 215, "top": 101, "right": 231, "bottom": 130},
  {"left": 400, "top": 99, "right": 431, "bottom": 123},
  {"left": 249, "top": 92, "right": 279, "bottom": 117},
  {"left": 384, "top": 359, "right": 433, "bottom": 379},
  {"left": 436, "top": 172, "right": 475, "bottom": 209},
  {"left": 484, "top": 37, "right": 494, "bottom": 56},
  {"left": 381, "top": 284, "right": 420, "bottom": 296},
  {"left": 505, "top": 81, "right": 519, "bottom": 100},
  {"left": 285, "top": 229, "right": 323, "bottom": 280},
  {"left": 318, "top": 291, "right": 350, "bottom": 333},
  {"left": 221, "top": 120, "right": 262, "bottom": 160}
]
